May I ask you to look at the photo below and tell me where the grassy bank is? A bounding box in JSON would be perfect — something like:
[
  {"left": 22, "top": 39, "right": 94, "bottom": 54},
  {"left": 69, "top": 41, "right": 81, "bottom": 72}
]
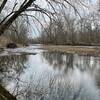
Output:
[
  {"left": 0, "top": 35, "right": 24, "bottom": 48},
  {"left": 0, "top": 36, "right": 11, "bottom": 48},
  {"left": 42, "top": 45, "right": 100, "bottom": 56}
]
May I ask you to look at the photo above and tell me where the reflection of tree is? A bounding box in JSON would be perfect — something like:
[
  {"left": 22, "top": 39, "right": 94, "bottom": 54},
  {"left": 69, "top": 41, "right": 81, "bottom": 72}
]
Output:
[
  {"left": 42, "top": 52, "right": 74, "bottom": 73},
  {"left": 1, "top": 52, "right": 99, "bottom": 100},
  {"left": 42, "top": 52, "right": 64, "bottom": 68},
  {"left": 0, "top": 55, "right": 27, "bottom": 86},
  {"left": 75, "top": 55, "right": 97, "bottom": 72},
  {"left": 15, "top": 70, "right": 100, "bottom": 100},
  {"left": 64, "top": 53, "right": 74, "bottom": 73},
  {"left": 42, "top": 52, "right": 100, "bottom": 74}
]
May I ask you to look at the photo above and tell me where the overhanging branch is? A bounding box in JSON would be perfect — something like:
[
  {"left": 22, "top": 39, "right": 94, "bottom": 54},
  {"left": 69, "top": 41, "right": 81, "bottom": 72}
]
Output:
[{"left": 0, "top": 0, "right": 7, "bottom": 13}]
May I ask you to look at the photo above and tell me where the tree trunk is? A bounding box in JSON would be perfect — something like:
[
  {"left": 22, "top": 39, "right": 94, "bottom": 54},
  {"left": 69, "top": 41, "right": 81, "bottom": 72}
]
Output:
[
  {"left": 0, "top": 0, "right": 36, "bottom": 35},
  {"left": 0, "top": 85, "right": 16, "bottom": 100}
]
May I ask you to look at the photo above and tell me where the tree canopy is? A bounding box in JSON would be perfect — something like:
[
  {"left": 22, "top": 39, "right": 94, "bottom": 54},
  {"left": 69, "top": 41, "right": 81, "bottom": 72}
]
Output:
[{"left": 1, "top": 0, "right": 99, "bottom": 35}]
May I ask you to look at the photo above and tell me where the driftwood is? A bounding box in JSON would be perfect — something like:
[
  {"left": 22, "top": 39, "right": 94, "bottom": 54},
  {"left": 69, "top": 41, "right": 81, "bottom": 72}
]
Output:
[{"left": 0, "top": 85, "right": 16, "bottom": 100}]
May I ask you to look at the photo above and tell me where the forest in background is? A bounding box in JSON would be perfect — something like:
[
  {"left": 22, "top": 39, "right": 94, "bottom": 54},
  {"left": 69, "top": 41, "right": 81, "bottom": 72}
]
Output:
[
  {"left": 0, "top": 0, "right": 100, "bottom": 46},
  {"left": 33, "top": 1, "right": 100, "bottom": 45},
  {"left": 37, "top": 14, "right": 100, "bottom": 45}
]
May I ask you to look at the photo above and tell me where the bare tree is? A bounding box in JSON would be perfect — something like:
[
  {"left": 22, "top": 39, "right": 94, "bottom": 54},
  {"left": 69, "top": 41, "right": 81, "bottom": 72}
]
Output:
[
  {"left": 0, "top": 0, "right": 54, "bottom": 35},
  {"left": 0, "top": 0, "right": 86, "bottom": 35},
  {"left": 5, "top": 16, "right": 29, "bottom": 45}
]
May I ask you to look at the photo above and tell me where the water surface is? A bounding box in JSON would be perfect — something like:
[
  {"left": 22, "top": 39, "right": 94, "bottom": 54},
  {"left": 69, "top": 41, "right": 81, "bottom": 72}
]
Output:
[{"left": 0, "top": 46, "right": 100, "bottom": 100}]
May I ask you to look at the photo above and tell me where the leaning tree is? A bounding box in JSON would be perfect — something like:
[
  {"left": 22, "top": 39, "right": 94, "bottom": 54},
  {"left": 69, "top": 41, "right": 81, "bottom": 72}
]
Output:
[{"left": 0, "top": 0, "right": 89, "bottom": 35}]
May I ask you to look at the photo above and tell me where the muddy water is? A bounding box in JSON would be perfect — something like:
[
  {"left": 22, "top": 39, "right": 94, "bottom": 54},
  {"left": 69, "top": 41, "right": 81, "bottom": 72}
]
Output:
[{"left": 0, "top": 46, "right": 100, "bottom": 100}]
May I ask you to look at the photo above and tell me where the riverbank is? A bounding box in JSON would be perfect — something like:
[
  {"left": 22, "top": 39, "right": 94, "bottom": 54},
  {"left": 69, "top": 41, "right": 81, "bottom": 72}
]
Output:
[
  {"left": 0, "top": 35, "right": 23, "bottom": 49},
  {"left": 0, "top": 36, "right": 11, "bottom": 47},
  {"left": 42, "top": 45, "right": 100, "bottom": 56}
]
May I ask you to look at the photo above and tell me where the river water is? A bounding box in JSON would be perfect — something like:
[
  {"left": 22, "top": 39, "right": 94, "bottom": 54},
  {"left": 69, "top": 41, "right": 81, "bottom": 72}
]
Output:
[{"left": 0, "top": 45, "right": 100, "bottom": 100}]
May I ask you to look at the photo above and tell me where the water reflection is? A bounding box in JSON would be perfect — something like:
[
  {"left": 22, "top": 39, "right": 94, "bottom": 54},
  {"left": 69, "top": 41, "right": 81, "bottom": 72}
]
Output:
[
  {"left": 42, "top": 52, "right": 100, "bottom": 73},
  {"left": 42, "top": 52, "right": 74, "bottom": 73},
  {"left": 0, "top": 55, "right": 27, "bottom": 86},
  {"left": 0, "top": 50, "right": 100, "bottom": 100},
  {"left": 15, "top": 68, "right": 100, "bottom": 100}
]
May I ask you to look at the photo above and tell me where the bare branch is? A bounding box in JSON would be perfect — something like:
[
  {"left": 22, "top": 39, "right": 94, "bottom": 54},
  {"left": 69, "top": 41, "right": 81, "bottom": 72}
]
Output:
[
  {"left": 0, "top": 12, "right": 14, "bottom": 25},
  {"left": 20, "top": 0, "right": 28, "bottom": 9},
  {"left": 0, "top": 0, "right": 7, "bottom": 13},
  {"left": 0, "top": 0, "right": 36, "bottom": 35}
]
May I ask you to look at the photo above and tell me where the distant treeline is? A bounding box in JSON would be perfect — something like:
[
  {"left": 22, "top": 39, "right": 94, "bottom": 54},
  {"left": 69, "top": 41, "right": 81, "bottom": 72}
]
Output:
[{"left": 32, "top": 14, "right": 100, "bottom": 46}]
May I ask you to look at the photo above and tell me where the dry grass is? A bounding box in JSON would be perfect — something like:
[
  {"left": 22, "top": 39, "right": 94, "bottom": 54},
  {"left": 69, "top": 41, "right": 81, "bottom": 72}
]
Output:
[
  {"left": 42, "top": 45, "right": 100, "bottom": 56},
  {"left": 0, "top": 36, "right": 23, "bottom": 48},
  {"left": 0, "top": 35, "right": 12, "bottom": 47}
]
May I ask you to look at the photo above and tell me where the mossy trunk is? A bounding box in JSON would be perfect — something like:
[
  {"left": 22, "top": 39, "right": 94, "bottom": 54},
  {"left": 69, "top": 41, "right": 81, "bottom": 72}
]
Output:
[{"left": 0, "top": 85, "right": 16, "bottom": 100}]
